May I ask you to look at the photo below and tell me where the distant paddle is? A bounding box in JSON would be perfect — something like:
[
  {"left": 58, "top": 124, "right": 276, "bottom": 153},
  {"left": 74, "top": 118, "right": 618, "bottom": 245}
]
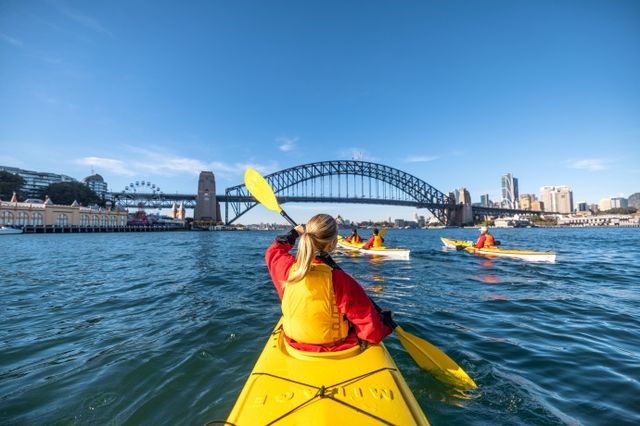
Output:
[{"left": 244, "top": 167, "right": 477, "bottom": 390}]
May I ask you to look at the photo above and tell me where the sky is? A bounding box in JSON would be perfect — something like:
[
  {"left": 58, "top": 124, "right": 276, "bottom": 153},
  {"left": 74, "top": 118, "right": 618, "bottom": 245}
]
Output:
[{"left": 1, "top": 0, "right": 639, "bottom": 224}]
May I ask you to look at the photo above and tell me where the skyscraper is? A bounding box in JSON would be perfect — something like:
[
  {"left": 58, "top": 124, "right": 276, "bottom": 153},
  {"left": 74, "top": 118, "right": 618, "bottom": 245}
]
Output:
[
  {"left": 480, "top": 194, "right": 490, "bottom": 207},
  {"left": 610, "top": 197, "right": 628, "bottom": 209},
  {"left": 501, "top": 173, "right": 519, "bottom": 209},
  {"left": 540, "top": 186, "right": 574, "bottom": 213},
  {"left": 598, "top": 198, "right": 612, "bottom": 211},
  {"left": 519, "top": 194, "right": 537, "bottom": 210}
]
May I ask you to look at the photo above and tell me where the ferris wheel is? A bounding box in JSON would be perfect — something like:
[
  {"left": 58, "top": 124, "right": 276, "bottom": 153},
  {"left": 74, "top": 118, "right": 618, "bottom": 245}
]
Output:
[{"left": 118, "top": 180, "right": 164, "bottom": 210}]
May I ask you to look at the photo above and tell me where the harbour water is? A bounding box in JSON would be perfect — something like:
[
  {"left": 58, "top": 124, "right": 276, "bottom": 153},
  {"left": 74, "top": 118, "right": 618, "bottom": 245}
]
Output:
[{"left": 2, "top": 227, "right": 639, "bottom": 425}]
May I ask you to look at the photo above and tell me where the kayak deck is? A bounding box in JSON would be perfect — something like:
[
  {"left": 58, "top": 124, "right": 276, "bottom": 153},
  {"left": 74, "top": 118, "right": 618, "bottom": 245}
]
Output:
[
  {"left": 227, "top": 320, "right": 429, "bottom": 425},
  {"left": 441, "top": 237, "right": 556, "bottom": 263}
]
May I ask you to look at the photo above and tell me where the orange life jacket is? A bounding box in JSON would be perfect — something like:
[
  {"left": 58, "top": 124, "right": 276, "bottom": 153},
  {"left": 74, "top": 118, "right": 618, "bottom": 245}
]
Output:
[
  {"left": 281, "top": 263, "right": 349, "bottom": 345},
  {"left": 372, "top": 235, "right": 383, "bottom": 248},
  {"left": 483, "top": 233, "right": 495, "bottom": 247}
]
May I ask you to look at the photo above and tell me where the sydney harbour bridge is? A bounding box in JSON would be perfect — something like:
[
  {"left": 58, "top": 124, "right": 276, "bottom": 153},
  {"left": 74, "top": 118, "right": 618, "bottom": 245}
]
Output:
[{"left": 110, "top": 160, "right": 541, "bottom": 226}]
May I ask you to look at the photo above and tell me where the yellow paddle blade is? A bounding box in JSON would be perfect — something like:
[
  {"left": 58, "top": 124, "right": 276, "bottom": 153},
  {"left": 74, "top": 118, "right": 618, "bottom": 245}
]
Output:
[
  {"left": 395, "top": 326, "right": 477, "bottom": 390},
  {"left": 380, "top": 228, "right": 387, "bottom": 237},
  {"left": 244, "top": 168, "right": 282, "bottom": 214}
]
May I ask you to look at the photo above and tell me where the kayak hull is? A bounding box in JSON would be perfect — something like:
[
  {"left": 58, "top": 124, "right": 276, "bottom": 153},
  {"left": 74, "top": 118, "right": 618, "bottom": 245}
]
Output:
[
  {"left": 441, "top": 237, "right": 556, "bottom": 263},
  {"left": 338, "top": 238, "right": 411, "bottom": 259},
  {"left": 226, "top": 320, "right": 429, "bottom": 425}
]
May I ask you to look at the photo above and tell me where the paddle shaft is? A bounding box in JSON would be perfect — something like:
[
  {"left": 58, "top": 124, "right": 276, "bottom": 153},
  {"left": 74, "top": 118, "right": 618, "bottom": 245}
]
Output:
[{"left": 279, "top": 211, "right": 297, "bottom": 228}]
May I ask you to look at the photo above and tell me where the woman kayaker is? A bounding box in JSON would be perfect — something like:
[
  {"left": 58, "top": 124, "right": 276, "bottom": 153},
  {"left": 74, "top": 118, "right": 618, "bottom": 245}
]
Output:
[
  {"left": 363, "top": 228, "right": 384, "bottom": 250},
  {"left": 345, "top": 227, "right": 362, "bottom": 243},
  {"left": 475, "top": 226, "right": 496, "bottom": 248},
  {"left": 265, "top": 214, "right": 394, "bottom": 352}
]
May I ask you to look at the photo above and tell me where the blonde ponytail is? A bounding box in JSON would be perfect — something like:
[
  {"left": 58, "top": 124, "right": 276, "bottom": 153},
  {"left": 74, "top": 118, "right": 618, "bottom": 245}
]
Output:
[{"left": 286, "top": 214, "right": 338, "bottom": 285}]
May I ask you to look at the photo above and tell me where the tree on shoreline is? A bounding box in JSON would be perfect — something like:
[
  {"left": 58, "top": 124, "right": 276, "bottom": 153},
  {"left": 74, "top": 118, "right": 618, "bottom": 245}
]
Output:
[
  {"left": 0, "top": 171, "right": 25, "bottom": 200},
  {"left": 39, "top": 182, "right": 103, "bottom": 206}
]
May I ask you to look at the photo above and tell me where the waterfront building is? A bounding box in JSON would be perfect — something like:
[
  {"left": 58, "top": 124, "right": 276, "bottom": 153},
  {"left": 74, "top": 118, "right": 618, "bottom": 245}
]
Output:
[
  {"left": 599, "top": 198, "right": 612, "bottom": 212},
  {"left": 394, "top": 218, "right": 406, "bottom": 228},
  {"left": 494, "top": 216, "right": 531, "bottom": 228},
  {"left": 519, "top": 194, "right": 538, "bottom": 210},
  {"left": 531, "top": 200, "right": 544, "bottom": 211},
  {"left": 501, "top": 173, "right": 519, "bottom": 209},
  {"left": 628, "top": 192, "right": 640, "bottom": 209},
  {"left": 577, "top": 202, "right": 588, "bottom": 212},
  {"left": 480, "top": 194, "right": 491, "bottom": 207},
  {"left": 589, "top": 204, "right": 600, "bottom": 213},
  {"left": 540, "top": 186, "right": 573, "bottom": 213},
  {"left": 610, "top": 197, "right": 628, "bottom": 209},
  {"left": 171, "top": 202, "right": 186, "bottom": 220},
  {"left": 557, "top": 214, "right": 639, "bottom": 227},
  {"left": 83, "top": 173, "right": 109, "bottom": 200},
  {"left": 0, "top": 195, "right": 128, "bottom": 228},
  {"left": 0, "top": 166, "right": 76, "bottom": 199}
]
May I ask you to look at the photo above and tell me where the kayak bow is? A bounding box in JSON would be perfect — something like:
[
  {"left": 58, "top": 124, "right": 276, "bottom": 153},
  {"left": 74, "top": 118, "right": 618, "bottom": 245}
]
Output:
[{"left": 226, "top": 320, "right": 429, "bottom": 425}]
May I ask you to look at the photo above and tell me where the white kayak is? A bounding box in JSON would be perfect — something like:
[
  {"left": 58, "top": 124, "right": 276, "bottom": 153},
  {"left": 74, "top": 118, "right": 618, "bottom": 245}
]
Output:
[
  {"left": 441, "top": 237, "right": 556, "bottom": 263},
  {"left": 338, "top": 236, "right": 410, "bottom": 259}
]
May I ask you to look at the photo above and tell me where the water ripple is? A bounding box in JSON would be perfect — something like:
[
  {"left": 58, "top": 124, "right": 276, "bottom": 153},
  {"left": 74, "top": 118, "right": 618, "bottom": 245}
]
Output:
[{"left": 2, "top": 228, "right": 640, "bottom": 425}]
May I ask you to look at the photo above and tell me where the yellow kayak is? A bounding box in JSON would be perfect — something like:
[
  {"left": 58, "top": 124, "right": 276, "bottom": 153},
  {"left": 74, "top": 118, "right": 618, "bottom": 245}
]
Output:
[
  {"left": 441, "top": 237, "right": 556, "bottom": 263},
  {"left": 337, "top": 236, "right": 410, "bottom": 259},
  {"left": 226, "top": 320, "right": 429, "bottom": 425}
]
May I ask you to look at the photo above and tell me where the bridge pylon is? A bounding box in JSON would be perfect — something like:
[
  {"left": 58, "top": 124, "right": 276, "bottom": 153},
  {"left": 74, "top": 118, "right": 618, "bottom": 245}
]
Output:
[{"left": 194, "top": 171, "right": 221, "bottom": 223}]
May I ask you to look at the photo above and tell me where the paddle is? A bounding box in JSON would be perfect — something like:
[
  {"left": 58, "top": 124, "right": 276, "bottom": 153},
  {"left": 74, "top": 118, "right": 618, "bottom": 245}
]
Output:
[{"left": 244, "top": 168, "right": 477, "bottom": 390}]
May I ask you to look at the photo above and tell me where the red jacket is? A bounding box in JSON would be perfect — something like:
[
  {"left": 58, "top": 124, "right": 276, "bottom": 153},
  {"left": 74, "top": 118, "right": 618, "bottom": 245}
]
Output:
[{"left": 265, "top": 239, "right": 392, "bottom": 352}]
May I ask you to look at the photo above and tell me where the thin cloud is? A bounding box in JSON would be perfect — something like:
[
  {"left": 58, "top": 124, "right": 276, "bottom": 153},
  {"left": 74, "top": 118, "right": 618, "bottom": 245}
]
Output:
[
  {"left": 76, "top": 157, "right": 135, "bottom": 176},
  {"left": 567, "top": 158, "right": 610, "bottom": 172},
  {"left": 52, "top": 2, "right": 113, "bottom": 37},
  {"left": 0, "top": 32, "right": 23, "bottom": 47},
  {"left": 77, "top": 147, "right": 279, "bottom": 181},
  {"left": 404, "top": 155, "right": 439, "bottom": 163},
  {"left": 277, "top": 137, "right": 298, "bottom": 152}
]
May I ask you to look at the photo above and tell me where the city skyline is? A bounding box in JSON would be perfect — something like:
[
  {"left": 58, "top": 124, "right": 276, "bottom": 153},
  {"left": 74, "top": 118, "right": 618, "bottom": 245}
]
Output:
[
  {"left": 1, "top": 162, "right": 636, "bottom": 224},
  {"left": 1, "top": 1, "right": 639, "bottom": 224}
]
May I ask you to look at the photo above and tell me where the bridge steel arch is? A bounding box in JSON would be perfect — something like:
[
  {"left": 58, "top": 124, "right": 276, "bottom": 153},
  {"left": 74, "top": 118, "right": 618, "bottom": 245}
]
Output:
[{"left": 224, "top": 160, "right": 456, "bottom": 225}]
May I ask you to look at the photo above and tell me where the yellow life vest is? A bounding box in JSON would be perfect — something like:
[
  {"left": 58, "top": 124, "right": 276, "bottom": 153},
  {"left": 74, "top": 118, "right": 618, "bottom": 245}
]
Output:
[
  {"left": 372, "top": 235, "right": 383, "bottom": 248},
  {"left": 281, "top": 263, "right": 349, "bottom": 345}
]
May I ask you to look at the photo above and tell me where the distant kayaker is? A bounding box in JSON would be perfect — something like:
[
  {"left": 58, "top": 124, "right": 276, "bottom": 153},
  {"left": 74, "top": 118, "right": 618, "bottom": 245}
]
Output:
[
  {"left": 265, "top": 214, "right": 394, "bottom": 352},
  {"left": 345, "top": 227, "right": 363, "bottom": 244},
  {"left": 363, "top": 228, "right": 384, "bottom": 250},
  {"left": 475, "top": 226, "right": 496, "bottom": 248}
]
